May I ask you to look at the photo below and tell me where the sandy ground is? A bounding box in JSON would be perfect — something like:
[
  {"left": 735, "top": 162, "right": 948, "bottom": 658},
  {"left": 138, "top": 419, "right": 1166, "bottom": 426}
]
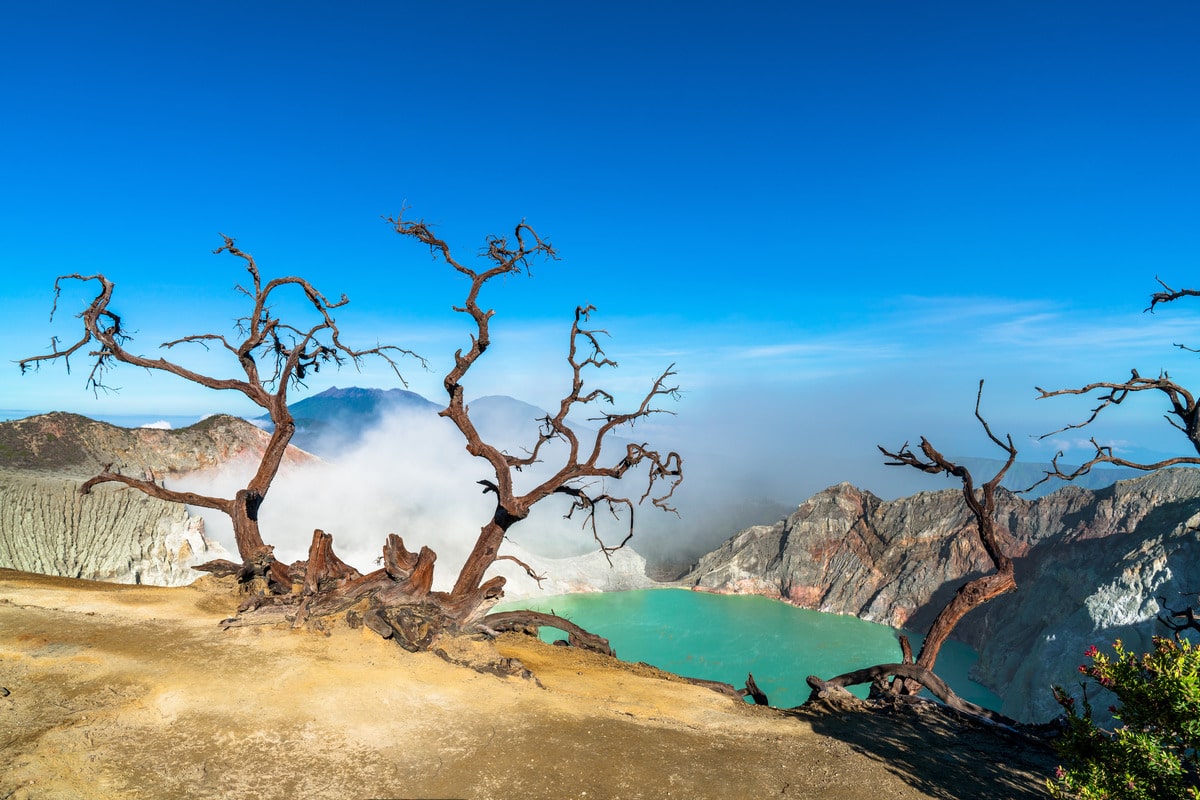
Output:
[{"left": 0, "top": 568, "right": 1057, "bottom": 800}]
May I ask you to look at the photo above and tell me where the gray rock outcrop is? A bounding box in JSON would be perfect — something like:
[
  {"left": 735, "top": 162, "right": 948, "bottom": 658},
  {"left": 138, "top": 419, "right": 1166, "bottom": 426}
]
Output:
[{"left": 970, "top": 507, "right": 1200, "bottom": 723}]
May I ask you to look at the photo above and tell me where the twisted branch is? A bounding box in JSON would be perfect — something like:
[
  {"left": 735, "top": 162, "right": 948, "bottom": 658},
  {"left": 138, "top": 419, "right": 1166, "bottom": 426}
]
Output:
[
  {"left": 874, "top": 380, "right": 1018, "bottom": 692},
  {"left": 388, "top": 212, "right": 682, "bottom": 604},
  {"left": 19, "top": 237, "right": 425, "bottom": 569},
  {"left": 1030, "top": 277, "right": 1200, "bottom": 490}
]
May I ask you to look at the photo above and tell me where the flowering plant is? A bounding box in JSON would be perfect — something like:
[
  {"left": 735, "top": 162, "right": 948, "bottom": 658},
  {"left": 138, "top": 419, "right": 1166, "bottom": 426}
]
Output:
[{"left": 1049, "top": 637, "right": 1200, "bottom": 799}]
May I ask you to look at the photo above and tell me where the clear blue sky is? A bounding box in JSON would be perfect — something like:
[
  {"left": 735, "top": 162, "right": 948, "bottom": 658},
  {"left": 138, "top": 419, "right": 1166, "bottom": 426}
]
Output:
[{"left": 3, "top": 1, "right": 1200, "bottom": 498}]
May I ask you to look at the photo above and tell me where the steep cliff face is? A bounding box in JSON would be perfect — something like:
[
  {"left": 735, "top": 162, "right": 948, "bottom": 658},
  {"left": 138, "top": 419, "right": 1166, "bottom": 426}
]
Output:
[
  {"left": 684, "top": 468, "right": 1200, "bottom": 721},
  {"left": 687, "top": 481, "right": 1010, "bottom": 629},
  {"left": 0, "top": 413, "right": 313, "bottom": 586},
  {"left": 969, "top": 505, "right": 1200, "bottom": 723},
  {"left": 0, "top": 470, "right": 229, "bottom": 586}
]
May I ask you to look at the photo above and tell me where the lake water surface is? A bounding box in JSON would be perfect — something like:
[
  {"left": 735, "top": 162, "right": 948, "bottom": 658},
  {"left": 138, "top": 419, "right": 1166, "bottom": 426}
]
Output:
[{"left": 503, "top": 588, "right": 1001, "bottom": 709}]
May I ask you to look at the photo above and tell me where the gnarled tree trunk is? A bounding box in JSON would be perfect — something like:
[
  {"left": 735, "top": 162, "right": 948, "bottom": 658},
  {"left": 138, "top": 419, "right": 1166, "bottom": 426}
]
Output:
[{"left": 807, "top": 381, "right": 1019, "bottom": 712}]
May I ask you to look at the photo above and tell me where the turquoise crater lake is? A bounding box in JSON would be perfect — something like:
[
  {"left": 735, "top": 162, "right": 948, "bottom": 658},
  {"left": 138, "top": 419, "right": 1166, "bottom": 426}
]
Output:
[{"left": 502, "top": 588, "right": 1002, "bottom": 709}]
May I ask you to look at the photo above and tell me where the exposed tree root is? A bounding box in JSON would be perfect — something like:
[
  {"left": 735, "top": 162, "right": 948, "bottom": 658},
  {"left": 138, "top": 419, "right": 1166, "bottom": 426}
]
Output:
[
  {"left": 674, "top": 672, "right": 769, "bottom": 705},
  {"left": 480, "top": 610, "right": 616, "bottom": 657},
  {"left": 806, "top": 663, "right": 1018, "bottom": 729}
]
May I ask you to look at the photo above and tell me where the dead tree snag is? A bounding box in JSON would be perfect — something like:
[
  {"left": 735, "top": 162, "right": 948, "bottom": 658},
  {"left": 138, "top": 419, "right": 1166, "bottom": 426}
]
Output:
[
  {"left": 806, "top": 664, "right": 1019, "bottom": 728},
  {"left": 807, "top": 380, "right": 1018, "bottom": 710},
  {"left": 19, "top": 240, "right": 421, "bottom": 587},
  {"left": 21, "top": 217, "right": 682, "bottom": 662},
  {"left": 386, "top": 213, "right": 683, "bottom": 642},
  {"left": 1034, "top": 275, "right": 1200, "bottom": 624},
  {"left": 878, "top": 380, "right": 1018, "bottom": 692},
  {"left": 1032, "top": 277, "right": 1200, "bottom": 488}
]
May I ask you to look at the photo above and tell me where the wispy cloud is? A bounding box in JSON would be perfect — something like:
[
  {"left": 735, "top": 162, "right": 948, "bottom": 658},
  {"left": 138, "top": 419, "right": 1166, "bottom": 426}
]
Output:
[
  {"left": 728, "top": 340, "right": 904, "bottom": 362},
  {"left": 983, "top": 311, "right": 1200, "bottom": 355}
]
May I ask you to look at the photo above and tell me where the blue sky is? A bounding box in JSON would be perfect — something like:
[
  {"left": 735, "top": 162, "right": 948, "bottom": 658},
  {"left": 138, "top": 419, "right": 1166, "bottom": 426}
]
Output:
[{"left": 4, "top": 1, "right": 1200, "bottom": 499}]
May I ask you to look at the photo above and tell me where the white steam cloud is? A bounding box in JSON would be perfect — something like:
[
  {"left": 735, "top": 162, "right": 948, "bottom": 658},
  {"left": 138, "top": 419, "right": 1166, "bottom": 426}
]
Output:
[{"left": 171, "top": 406, "right": 669, "bottom": 590}]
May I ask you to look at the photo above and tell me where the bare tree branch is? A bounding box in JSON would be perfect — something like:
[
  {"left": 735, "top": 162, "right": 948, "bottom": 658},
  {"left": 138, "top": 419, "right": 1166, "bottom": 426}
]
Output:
[
  {"left": 1147, "top": 276, "right": 1200, "bottom": 314},
  {"left": 481, "top": 609, "right": 615, "bottom": 657},
  {"left": 807, "top": 664, "right": 1020, "bottom": 729},
  {"left": 1157, "top": 594, "right": 1200, "bottom": 641},
  {"left": 1031, "top": 277, "right": 1200, "bottom": 489},
  {"left": 388, "top": 212, "right": 682, "bottom": 611},
  {"left": 493, "top": 554, "right": 547, "bottom": 587}
]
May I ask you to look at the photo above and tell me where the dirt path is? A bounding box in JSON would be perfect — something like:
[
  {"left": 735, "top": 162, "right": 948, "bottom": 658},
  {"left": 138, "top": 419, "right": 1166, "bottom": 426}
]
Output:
[{"left": 0, "top": 569, "right": 1056, "bottom": 799}]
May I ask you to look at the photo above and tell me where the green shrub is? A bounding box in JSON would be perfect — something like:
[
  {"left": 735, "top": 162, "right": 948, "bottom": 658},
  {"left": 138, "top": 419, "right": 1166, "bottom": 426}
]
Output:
[{"left": 1050, "top": 637, "right": 1200, "bottom": 799}]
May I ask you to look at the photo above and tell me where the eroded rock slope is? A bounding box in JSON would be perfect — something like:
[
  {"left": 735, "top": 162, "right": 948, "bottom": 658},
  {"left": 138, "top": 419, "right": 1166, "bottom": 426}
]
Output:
[{"left": 0, "top": 413, "right": 314, "bottom": 586}]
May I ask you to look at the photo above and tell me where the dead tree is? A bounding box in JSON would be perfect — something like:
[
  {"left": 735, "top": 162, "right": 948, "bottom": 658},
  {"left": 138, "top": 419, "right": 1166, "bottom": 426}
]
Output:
[
  {"left": 381, "top": 214, "right": 683, "bottom": 641},
  {"left": 1032, "top": 278, "right": 1200, "bottom": 487},
  {"left": 18, "top": 238, "right": 420, "bottom": 590},
  {"left": 1157, "top": 595, "right": 1200, "bottom": 641},
  {"left": 805, "top": 663, "right": 1019, "bottom": 728},
  {"left": 808, "top": 380, "right": 1018, "bottom": 705},
  {"left": 251, "top": 215, "right": 683, "bottom": 650}
]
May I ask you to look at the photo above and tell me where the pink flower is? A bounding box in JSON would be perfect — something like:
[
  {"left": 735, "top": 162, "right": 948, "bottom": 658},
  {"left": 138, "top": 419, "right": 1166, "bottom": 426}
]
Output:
[{"left": 1085, "top": 645, "right": 1100, "bottom": 658}]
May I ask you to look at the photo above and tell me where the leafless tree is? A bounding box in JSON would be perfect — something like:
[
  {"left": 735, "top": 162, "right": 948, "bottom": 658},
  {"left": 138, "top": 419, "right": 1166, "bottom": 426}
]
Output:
[
  {"left": 807, "top": 381, "right": 1019, "bottom": 718},
  {"left": 18, "top": 238, "right": 420, "bottom": 590},
  {"left": 1157, "top": 595, "right": 1200, "bottom": 641},
  {"left": 376, "top": 213, "right": 683, "bottom": 644},
  {"left": 22, "top": 217, "right": 683, "bottom": 656}
]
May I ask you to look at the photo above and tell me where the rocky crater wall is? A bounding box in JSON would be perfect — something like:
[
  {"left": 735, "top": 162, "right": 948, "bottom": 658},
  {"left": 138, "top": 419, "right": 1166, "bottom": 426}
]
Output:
[
  {"left": 0, "top": 412, "right": 304, "bottom": 586},
  {"left": 0, "top": 469, "right": 229, "bottom": 586}
]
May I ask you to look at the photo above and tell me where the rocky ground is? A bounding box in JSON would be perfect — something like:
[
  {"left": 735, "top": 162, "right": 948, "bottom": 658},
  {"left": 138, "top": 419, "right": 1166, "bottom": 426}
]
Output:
[{"left": 1, "top": 568, "right": 1057, "bottom": 800}]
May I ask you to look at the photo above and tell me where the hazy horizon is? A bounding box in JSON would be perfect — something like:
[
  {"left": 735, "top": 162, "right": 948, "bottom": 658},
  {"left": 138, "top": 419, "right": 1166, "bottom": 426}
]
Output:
[{"left": 2, "top": 379, "right": 1161, "bottom": 510}]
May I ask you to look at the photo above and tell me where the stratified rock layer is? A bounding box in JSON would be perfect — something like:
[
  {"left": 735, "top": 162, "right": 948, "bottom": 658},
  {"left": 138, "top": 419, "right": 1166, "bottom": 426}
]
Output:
[
  {"left": 0, "top": 470, "right": 228, "bottom": 585},
  {"left": 0, "top": 412, "right": 313, "bottom": 586},
  {"left": 0, "top": 412, "right": 298, "bottom": 476},
  {"left": 683, "top": 468, "right": 1200, "bottom": 722}
]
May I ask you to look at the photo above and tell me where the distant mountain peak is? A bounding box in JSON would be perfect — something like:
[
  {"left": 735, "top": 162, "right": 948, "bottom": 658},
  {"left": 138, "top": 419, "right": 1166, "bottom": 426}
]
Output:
[
  {"left": 309, "top": 386, "right": 431, "bottom": 402},
  {"left": 255, "top": 387, "right": 566, "bottom": 458}
]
